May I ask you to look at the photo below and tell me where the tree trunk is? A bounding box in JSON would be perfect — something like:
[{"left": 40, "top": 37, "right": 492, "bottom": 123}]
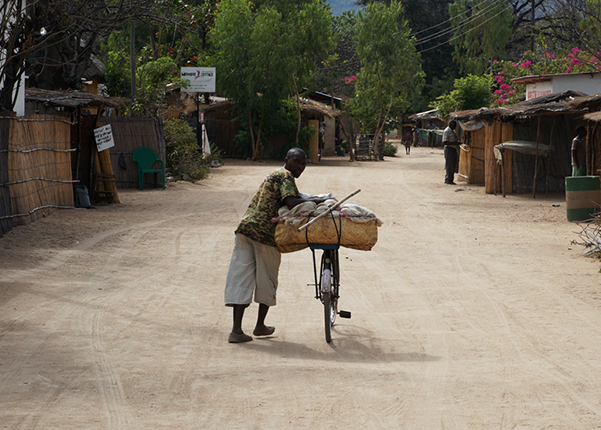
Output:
[
  {"left": 149, "top": 23, "right": 158, "bottom": 60},
  {"left": 373, "top": 97, "right": 394, "bottom": 161},
  {"left": 292, "top": 74, "right": 301, "bottom": 145},
  {"left": 253, "top": 106, "right": 264, "bottom": 161},
  {"left": 248, "top": 108, "right": 256, "bottom": 159}
]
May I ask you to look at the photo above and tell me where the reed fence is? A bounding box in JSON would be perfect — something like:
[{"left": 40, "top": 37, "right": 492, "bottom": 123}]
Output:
[
  {"left": 1, "top": 115, "right": 74, "bottom": 227},
  {"left": 98, "top": 117, "right": 165, "bottom": 189}
]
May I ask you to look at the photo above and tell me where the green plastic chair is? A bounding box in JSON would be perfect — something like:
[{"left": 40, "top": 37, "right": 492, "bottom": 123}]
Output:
[{"left": 133, "top": 147, "right": 165, "bottom": 190}]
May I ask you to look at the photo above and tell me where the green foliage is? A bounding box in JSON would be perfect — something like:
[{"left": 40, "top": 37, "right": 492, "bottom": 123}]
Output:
[
  {"left": 346, "top": 1, "right": 423, "bottom": 139},
  {"left": 164, "top": 119, "right": 211, "bottom": 181},
  {"left": 429, "top": 74, "right": 492, "bottom": 119},
  {"left": 211, "top": 0, "right": 333, "bottom": 159},
  {"left": 132, "top": 56, "right": 189, "bottom": 116},
  {"left": 449, "top": 0, "right": 514, "bottom": 75},
  {"left": 102, "top": 49, "right": 131, "bottom": 98},
  {"left": 233, "top": 98, "right": 308, "bottom": 159},
  {"left": 382, "top": 141, "right": 397, "bottom": 157}
]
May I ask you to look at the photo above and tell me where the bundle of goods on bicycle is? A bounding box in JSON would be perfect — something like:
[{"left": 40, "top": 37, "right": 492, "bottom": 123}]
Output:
[{"left": 273, "top": 196, "right": 383, "bottom": 253}]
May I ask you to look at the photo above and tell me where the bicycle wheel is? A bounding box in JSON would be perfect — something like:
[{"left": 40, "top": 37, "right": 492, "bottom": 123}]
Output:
[
  {"left": 330, "top": 249, "right": 339, "bottom": 327},
  {"left": 320, "top": 250, "right": 333, "bottom": 343},
  {"left": 323, "top": 290, "right": 332, "bottom": 342}
]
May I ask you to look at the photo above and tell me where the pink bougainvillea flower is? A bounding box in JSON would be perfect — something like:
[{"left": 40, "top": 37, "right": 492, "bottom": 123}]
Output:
[
  {"left": 521, "top": 61, "right": 532, "bottom": 68},
  {"left": 500, "top": 83, "right": 511, "bottom": 91},
  {"left": 573, "top": 47, "right": 581, "bottom": 54}
]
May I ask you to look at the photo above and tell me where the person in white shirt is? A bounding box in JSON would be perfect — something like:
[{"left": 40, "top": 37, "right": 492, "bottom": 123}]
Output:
[{"left": 442, "top": 120, "right": 460, "bottom": 185}]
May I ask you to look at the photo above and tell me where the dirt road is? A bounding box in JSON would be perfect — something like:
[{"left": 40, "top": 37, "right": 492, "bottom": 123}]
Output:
[{"left": 2, "top": 147, "right": 601, "bottom": 429}]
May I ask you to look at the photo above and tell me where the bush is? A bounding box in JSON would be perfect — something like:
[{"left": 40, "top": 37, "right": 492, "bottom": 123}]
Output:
[
  {"left": 382, "top": 141, "right": 397, "bottom": 157},
  {"left": 163, "top": 119, "right": 212, "bottom": 181}
]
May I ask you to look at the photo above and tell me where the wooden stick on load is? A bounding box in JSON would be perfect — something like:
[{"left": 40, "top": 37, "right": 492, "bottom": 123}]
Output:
[{"left": 298, "top": 189, "right": 361, "bottom": 232}]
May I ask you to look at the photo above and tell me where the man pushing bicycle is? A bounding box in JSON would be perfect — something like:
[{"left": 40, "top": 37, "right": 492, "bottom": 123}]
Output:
[{"left": 224, "top": 148, "right": 326, "bottom": 343}]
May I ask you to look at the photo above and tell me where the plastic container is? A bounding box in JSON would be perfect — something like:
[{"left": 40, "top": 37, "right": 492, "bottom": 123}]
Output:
[{"left": 565, "top": 176, "right": 601, "bottom": 222}]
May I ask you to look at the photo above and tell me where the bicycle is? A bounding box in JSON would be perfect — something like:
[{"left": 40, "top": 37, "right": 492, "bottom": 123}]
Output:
[
  {"left": 298, "top": 190, "right": 360, "bottom": 342},
  {"left": 309, "top": 244, "right": 351, "bottom": 342}
]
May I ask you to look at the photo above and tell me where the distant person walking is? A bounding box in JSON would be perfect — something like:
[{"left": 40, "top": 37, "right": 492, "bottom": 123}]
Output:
[
  {"left": 571, "top": 125, "right": 587, "bottom": 177},
  {"left": 442, "top": 120, "right": 460, "bottom": 185},
  {"left": 404, "top": 129, "right": 412, "bottom": 154}
]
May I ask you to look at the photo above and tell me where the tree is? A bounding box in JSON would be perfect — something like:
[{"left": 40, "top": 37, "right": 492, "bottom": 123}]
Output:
[
  {"left": 133, "top": 56, "right": 186, "bottom": 117},
  {"left": 354, "top": 0, "right": 458, "bottom": 113},
  {"left": 429, "top": 74, "right": 492, "bottom": 118},
  {"left": 0, "top": 0, "right": 162, "bottom": 114},
  {"left": 313, "top": 11, "right": 361, "bottom": 99},
  {"left": 448, "top": 0, "right": 593, "bottom": 74},
  {"left": 449, "top": 0, "right": 514, "bottom": 75},
  {"left": 347, "top": 1, "right": 423, "bottom": 160},
  {"left": 211, "top": 0, "right": 333, "bottom": 160},
  {"left": 290, "top": 0, "right": 335, "bottom": 143}
]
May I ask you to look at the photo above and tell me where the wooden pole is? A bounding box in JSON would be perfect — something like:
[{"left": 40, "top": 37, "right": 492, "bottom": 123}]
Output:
[
  {"left": 533, "top": 115, "right": 541, "bottom": 198},
  {"left": 592, "top": 122, "right": 599, "bottom": 176},
  {"left": 502, "top": 149, "right": 506, "bottom": 197}
]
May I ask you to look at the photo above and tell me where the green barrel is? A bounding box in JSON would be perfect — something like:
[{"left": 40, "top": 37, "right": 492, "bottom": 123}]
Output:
[{"left": 565, "top": 176, "right": 601, "bottom": 222}]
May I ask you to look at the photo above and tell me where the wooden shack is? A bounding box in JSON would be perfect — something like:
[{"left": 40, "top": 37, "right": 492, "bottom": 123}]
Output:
[
  {"left": 449, "top": 112, "right": 488, "bottom": 186},
  {"left": 461, "top": 91, "right": 601, "bottom": 195}
]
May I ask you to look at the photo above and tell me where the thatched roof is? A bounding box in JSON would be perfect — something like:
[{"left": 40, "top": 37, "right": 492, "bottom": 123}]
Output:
[
  {"left": 300, "top": 98, "right": 341, "bottom": 118},
  {"left": 584, "top": 111, "right": 601, "bottom": 122},
  {"left": 25, "top": 87, "right": 130, "bottom": 110},
  {"left": 468, "top": 90, "right": 601, "bottom": 121},
  {"left": 181, "top": 97, "right": 341, "bottom": 118}
]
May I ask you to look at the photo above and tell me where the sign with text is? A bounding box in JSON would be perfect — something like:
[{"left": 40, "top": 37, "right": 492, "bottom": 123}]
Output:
[
  {"left": 181, "top": 67, "right": 216, "bottom": 93},
  {"left": 94, "top": 124, "right": 115, "bottom": 152}
]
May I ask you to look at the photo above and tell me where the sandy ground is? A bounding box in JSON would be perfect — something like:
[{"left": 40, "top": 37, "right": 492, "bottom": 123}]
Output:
[{"left": 2, "top": 146, "right": 601, "bottom": 429}]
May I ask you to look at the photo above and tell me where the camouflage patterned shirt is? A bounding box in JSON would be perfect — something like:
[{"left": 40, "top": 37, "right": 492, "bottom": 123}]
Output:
[{"left": 236, "top": 167, "right": 300, "bottom": 247}]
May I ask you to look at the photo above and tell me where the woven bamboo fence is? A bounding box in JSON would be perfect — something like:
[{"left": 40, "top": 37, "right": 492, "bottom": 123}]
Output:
[
  {"left": 5, "top": 115, "right": 74, "bottom": 226},
  {"left": 97, "top": 117, "right": 165, "bottom": 189},
  {"left": 512, "top": 116, "right": 574, "bottom": 194}
]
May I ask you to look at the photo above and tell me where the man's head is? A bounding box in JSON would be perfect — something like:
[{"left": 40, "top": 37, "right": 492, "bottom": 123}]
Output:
[
  {"left": 284, "top": 148, "right": 307, "bottom": 178},
  {"left": 449, "top": 120, "right": 457, "bottom": 130},
  {"left": 576, "top": 125, "right": 587, "bottom": 138}
]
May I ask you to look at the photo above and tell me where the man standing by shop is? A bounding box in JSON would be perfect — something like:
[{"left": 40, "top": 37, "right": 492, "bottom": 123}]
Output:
[
  {"left": 571, "top": 125, "right": 587, "bottom": 177},
  {"left": 442, "top": 120, "right": 460, "bottom": 185},
  {"left": 224, "top": 148, "right": 325, "bottom": 343}
]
